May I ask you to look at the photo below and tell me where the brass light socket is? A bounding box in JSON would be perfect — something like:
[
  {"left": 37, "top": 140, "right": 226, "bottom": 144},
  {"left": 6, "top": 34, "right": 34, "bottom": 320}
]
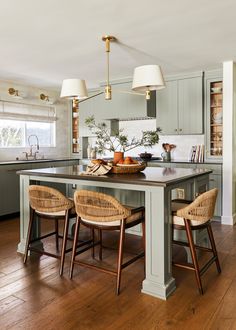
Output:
[{"left": 105, "top": 85, "right": 112, "bottom": 100}]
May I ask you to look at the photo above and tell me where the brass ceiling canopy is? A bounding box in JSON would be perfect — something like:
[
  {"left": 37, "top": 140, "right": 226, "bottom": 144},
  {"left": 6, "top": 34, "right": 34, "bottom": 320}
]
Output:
[{"left": 102, "top": 35, "right": 117, "bottom": 100}]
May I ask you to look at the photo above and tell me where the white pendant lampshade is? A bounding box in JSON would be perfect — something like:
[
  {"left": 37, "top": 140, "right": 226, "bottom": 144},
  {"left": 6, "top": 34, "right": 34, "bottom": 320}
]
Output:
[
  {"left": 60, "top": 79, "right": 88, "bottom": 99},
  {"left": 132, "top": 65, "right": 165, "bottom": 99}
]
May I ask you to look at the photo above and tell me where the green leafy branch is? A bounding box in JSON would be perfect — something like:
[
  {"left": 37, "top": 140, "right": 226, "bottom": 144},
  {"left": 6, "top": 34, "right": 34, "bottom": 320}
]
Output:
[{"left": 85, "top": 116, "right": 161, "bottom": 154}]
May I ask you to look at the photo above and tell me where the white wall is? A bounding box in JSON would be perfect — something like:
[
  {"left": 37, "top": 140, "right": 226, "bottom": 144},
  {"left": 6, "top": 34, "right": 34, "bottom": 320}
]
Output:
[
  {"left": 222, "top": 61, "right": 236, "bottom": 225},
  {"left": 87, "top": 119, "right": 204, "bottom": 160},
  {"left": 0, "top": 79, "right": 70, "bottom": 161}
]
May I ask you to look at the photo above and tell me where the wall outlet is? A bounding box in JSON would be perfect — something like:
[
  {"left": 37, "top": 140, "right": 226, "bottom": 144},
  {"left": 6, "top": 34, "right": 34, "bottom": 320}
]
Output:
[{"left": 176, "top": 188, "right": 185, "bottom": 199}]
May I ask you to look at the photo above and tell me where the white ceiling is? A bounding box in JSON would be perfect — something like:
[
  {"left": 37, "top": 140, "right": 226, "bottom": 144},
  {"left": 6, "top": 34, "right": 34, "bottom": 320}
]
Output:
[{"left": 0, "top": 0, "right": 236, "bottom": 90}]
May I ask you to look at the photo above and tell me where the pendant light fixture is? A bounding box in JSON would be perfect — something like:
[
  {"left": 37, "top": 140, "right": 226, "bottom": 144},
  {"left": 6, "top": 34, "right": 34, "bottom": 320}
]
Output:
[
  {"left": 132, "top": 65, "right": 165, "bottom": 100},
  {"left": 60, "top": 35, "right": 165, "bottom": 103}
]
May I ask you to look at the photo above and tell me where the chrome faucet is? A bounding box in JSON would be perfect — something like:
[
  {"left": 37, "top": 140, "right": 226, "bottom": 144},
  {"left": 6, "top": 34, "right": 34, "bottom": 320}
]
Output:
[{"left": 26, "top": 134, "right": 40, "bottom": 159}]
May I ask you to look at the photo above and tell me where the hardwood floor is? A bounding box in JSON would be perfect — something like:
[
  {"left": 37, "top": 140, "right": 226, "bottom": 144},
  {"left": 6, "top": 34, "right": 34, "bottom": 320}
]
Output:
[{"left": 0, "top": 217, "right": 236, "bottom": 329}]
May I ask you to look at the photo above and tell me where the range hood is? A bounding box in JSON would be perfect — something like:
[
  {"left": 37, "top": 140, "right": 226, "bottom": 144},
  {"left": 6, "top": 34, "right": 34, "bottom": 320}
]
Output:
[
  {"left": 111, "top": 91, "right": 156, "bottom": 121},
  {"left": 99, "top": 80, "right": 156, "bottom": 121}
]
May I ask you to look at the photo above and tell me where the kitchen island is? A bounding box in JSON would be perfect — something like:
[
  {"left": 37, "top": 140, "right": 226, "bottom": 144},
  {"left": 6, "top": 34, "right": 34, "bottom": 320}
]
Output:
[{"left": 17, "top": 165, "right": 211, "bottom": 300}]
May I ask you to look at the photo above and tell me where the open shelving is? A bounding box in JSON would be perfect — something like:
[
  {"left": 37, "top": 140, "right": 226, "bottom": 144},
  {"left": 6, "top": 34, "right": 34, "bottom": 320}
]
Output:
[
  {"left": 72, "top": 99, "right": 79, "bottom": 153},
  {"left": 209, "top": 81, "right": 223, "bottom": 157}
]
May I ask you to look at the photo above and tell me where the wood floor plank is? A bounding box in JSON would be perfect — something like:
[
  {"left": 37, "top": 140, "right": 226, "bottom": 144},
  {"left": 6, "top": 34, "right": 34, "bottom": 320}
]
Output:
[
  {"left": 0, "top": 217, "right": 236, "bottom": 329},
  {"left": 0, "top": 295, "right": 25, "bottom": 316}
]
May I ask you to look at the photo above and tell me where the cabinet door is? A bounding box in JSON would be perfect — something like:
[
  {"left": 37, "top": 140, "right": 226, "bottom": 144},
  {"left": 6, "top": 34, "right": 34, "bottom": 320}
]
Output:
[
  {"left": 209, "top": 174, "right": 222, "bottom": 217},
  {"left": 156, "top": 80, "right": 178, "bottom": 134},
  {"left": 178, "top": 76, "right": 203, "bottom": 134}
]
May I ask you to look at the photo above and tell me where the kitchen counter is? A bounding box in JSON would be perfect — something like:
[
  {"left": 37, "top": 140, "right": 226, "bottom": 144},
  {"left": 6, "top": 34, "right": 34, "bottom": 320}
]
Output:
[
  {"left": 147, "top": 159, "right": 222, "bottom": 165},
  {"left": 0, "top": 157, "right": 80, "bottom": 166},
  {"left": 18, "top": 165, "right": 211, "bottom": 300},
  {"left": 80, "top": 158, "right": 222, "bottom": 165}
]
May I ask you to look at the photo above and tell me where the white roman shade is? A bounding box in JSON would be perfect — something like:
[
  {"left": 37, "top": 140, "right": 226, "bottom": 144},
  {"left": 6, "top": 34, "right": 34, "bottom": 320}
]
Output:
[{"left": 0, "top": 100, "right": 56, "bottom": 123}]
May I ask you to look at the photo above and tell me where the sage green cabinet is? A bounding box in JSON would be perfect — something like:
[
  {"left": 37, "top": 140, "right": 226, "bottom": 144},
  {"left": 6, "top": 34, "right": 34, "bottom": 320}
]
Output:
[
  {"left": 156, "top": 73, "right": 203, "bottom": 135},
  {"left": 0, "top": 160, "right": 79, "bottom": 217},
  {"left": 147, "top": 161, "right": 222, "bottom": 218}
]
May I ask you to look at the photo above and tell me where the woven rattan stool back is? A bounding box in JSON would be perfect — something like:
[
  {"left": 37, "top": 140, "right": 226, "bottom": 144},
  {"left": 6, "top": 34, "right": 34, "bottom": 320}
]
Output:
[
  {"left": 176, "top": 188, "right": 218, "bottom": 222},
  {"left": 74, "top": 190, "right": 131, "bottom": 222},
  {"left": 29, "top": 185, "right": 74, "bottom": 213}
]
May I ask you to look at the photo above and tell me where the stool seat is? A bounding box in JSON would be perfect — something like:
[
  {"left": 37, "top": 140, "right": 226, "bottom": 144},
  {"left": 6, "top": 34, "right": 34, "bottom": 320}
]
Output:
[{"left": 81, "top": 206, "right": 143, "bottom": 227}]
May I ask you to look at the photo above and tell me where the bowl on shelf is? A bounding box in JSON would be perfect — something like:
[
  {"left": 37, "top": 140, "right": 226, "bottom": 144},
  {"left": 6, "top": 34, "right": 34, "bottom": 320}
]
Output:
[{"left": 138, "top": 152, "right": 153, "bottom": 160}]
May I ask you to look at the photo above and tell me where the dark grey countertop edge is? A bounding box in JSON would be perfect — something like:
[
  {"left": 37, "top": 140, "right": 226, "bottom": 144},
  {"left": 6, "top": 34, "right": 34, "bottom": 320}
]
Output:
[
  {"left": 17, "top": 168, "right": 212, "bottom": 188},
  {"left": 80, "top": 158, "right": 222, "bottom": 165},
  {"left": 0, "top": 158, "right": 80, "bottom": 166}
]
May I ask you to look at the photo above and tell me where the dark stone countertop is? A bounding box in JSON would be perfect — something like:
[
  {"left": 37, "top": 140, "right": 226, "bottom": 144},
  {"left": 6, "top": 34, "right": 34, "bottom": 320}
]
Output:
[
  {"left": 17, "top": 165, "right": 212, "bottom": 187},
  {"left": 0, "top": 158, "right": 80, "bottom": 166}
]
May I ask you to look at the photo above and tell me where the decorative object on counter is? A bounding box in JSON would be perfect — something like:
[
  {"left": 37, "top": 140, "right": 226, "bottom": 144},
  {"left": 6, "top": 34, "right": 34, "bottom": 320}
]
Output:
[
  {"left": 113, "top": 151, "right": 124, "bottom": 164},
  {"left": 81, "top": 161, "right": 112, "bottom": 176},
  {"left": 161, "top": 143, "right": 176, "bottom": 162},
  {"left": 87, "top": 143, "right": 92, "bottom": 159},
  {"left": 189, "top": 144, "right": 204, "bottom": 162},
  {"left": 139, "top": 152, "right": 153, "bottom": 160},
  {"left": 90, "top": 147, "right": 97, "bottom": 159},
  {"left": 85, "top": 116, "right": 161, "bottom": 163},
  {"left": 111, "top": 162, "right": 146, "bottom": 174},
  {"left": 161, "top": 151, "right": 171, "bottom": 162}
]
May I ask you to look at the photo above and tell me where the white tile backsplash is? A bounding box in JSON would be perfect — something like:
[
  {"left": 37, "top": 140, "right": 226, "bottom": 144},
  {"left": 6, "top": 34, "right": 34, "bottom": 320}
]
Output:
[{"left": 91, "top": 119, "right": 204, "bottom": 160}]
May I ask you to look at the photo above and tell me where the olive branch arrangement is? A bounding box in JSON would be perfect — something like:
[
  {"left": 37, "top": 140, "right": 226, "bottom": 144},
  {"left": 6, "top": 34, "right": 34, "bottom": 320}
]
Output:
[{"left": 85, "top": 116, "right": 161, "bottom": 154}]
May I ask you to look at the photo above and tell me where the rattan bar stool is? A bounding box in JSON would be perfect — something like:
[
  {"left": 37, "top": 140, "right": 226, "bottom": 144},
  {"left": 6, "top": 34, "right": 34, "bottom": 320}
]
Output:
[
  {"left": 172, "top": 188, "right": 221, "bottom": 294},
  {"left": 24, "top": 185, "right": 84, "bottom": 276},
  {"left": 70, "top": 190, "right": 145, "bottom": 295}
]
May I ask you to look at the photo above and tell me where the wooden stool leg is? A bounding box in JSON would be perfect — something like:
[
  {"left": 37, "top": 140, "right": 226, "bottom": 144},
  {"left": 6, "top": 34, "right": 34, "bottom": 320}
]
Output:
[
  {"left": 207, "top": 224, "right": 221, "bottom": 274},
  {"left": 69, "top": 216, "right": 80, "bottom": 279},
  {"left": 23, "top": 208, "right": 35, "bottom": 264},
  {"left": 184, "top": 219, "right": 203, "bottom": 295},
  {"left": 116, "top": 219, "right": 126, "bottom": 295},
  {"left": 59, "top": 210, "right": 70, "bottom": 276},
  {"left": 99, "top": 229, "right": 103, "bottom": 261},
  {"left": 55, "top": 219, "right": 59, "bottom": 251}
]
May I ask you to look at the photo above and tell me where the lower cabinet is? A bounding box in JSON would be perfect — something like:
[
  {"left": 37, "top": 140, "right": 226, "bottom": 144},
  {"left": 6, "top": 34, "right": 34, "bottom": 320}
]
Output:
[
  {"left": 0, "top": 159, "right": 79, "bottom": 217},
  {"left": 147, "top": 161, "right": 222, "bottom": 218}
]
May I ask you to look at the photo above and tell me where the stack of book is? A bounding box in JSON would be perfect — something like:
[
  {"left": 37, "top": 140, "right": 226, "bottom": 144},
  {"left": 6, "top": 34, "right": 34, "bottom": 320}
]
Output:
[{"left": 189, "top": 145, "right": 204, "bottom": 162}]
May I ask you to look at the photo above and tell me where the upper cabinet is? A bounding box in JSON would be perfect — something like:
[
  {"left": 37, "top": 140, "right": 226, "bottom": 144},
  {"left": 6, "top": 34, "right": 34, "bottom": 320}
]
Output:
[{"left": 156, "top": 72, "right": 203, "bottom": 135}]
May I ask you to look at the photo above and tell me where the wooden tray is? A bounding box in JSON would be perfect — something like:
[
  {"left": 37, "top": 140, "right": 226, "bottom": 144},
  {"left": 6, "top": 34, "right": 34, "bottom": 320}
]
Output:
[{"left": 110, "top": 162, "right": 146, "bottom": 174}]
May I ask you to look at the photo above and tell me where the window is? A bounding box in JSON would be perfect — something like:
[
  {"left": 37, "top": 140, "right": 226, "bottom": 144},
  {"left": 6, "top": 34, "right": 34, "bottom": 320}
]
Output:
[{"left": 0, "top": 101, "right": 56, "bottom": 148}]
